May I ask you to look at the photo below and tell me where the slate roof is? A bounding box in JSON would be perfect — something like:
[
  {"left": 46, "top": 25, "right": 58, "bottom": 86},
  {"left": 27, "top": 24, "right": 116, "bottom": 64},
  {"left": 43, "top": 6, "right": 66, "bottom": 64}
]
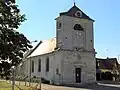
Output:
[
  {"left": 96, "top": 58, "right": 119, "bottom": 70},
  {"left": 28, "top": 38, "right": 56, "bottom": 57},
  {"left": 60, "top": 5, "right": 93, "bottom": 21}
]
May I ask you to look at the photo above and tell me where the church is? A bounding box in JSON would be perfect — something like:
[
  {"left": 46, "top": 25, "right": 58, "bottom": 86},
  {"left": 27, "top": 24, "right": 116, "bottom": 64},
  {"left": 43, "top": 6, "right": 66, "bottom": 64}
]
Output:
[{"left": 20, "top": 3, "right": 96, "bottom": 85}]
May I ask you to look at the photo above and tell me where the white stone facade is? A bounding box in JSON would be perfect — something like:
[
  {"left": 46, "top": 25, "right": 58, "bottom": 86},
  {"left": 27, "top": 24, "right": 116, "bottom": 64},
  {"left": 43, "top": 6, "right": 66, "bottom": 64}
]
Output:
[{"left": 20, "top": 49, "right": 96, "bottom": 85}]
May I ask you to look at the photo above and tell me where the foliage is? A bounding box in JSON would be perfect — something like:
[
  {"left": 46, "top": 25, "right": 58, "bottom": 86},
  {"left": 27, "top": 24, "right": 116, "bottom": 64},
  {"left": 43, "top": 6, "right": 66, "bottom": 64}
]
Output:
[{"left": 0, "top": 0, "right": 32, "bottom": 77}]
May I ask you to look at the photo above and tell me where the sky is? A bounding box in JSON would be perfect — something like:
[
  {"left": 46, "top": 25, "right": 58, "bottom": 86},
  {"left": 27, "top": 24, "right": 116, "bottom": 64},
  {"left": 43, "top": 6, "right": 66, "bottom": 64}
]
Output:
[{"left": 17, "top": 0, "right": 120, "bottom": 59}]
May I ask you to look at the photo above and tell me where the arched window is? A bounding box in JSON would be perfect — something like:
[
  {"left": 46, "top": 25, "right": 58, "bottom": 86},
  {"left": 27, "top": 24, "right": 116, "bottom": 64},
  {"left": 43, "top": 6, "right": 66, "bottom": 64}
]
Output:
[
  {"left": 46, "top": 57, "right": 49, "bottom": 72},
  {"left": 38, "top": 59, "right": 41, "bottom": 72},
  {"left": 32, "top": 60, "right": 34, "bottom": 73},
  {"left": 74, "top": 24, "right": 83, "bottom": 31}
]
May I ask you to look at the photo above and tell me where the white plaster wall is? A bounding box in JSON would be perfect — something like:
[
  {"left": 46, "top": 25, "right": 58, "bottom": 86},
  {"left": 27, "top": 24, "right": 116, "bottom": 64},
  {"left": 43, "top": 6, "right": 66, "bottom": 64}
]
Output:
[
  {"left": 22, "top": 51, "right": 62, "bottom": 84},
  {"left": 30, "top": 54, "right": 55, "bottom": 81},
  {"left": 19, "top": 50, "right": 95, "bottom": 85}
]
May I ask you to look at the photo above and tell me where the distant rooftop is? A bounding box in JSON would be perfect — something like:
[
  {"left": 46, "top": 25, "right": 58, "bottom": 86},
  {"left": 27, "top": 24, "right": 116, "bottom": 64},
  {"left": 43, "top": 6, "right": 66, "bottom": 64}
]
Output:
[{"left": 96, "top": 57, "right": 119, "bottom": 69}]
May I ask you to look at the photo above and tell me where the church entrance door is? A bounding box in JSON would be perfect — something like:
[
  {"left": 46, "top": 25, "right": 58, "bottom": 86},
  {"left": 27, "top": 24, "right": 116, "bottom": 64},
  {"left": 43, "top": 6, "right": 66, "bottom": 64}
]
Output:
[{"left": 75, "top": 68, "right": 81, "bottom": 83}]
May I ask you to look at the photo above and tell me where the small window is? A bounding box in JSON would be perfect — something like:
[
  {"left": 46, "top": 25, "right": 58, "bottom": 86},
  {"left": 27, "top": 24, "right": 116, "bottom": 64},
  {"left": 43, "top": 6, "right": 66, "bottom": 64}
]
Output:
[
  {"left": 32, "top": 60, "right": 34, "bottom": 73},
  {"left": 74, "top": 24, "right": 83, "bottom": 31},
  {"left": 46, "top": 57, "right": 49, "bottom": 72},
  {"left": 57, "top": 22, "right": 61, "bottom": 29},
  {"left": 38, "top": 59, "right": 41, "bottom": 72}
]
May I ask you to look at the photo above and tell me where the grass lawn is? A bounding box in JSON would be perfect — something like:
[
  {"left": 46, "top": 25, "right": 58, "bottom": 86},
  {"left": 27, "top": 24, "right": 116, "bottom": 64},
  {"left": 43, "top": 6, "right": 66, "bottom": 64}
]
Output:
[{"left": 0, "top": 80, "right": 32, "bottom": 90}]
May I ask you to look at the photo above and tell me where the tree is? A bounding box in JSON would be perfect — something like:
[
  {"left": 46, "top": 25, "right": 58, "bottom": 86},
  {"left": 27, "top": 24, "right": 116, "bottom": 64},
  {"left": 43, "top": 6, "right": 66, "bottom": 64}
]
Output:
[{"left": 0, "top": 0, "right": 32, "bottom": 78}]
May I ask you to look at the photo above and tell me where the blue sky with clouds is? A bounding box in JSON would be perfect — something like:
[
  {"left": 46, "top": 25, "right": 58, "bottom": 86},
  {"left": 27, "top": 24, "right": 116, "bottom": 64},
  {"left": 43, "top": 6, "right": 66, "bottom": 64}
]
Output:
[{"left": 17, "top": 0, "right": 120, "bottom": 59}]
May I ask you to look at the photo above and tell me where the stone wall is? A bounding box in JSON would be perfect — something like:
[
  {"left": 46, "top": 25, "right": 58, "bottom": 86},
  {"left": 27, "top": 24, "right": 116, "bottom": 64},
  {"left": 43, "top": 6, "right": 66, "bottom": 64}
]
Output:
[
  {"left": 60, "top": 50, "right": 96, "bottom": 84},
  {"left": 56, "top": 16, "right": 94, "bottom": 51}
]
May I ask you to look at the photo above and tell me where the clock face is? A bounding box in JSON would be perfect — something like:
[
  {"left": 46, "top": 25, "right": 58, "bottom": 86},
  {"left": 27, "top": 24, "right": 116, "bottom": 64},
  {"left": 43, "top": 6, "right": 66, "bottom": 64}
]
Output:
[{"left": 75, "top": 11, "right": 82, "bottom": 17}]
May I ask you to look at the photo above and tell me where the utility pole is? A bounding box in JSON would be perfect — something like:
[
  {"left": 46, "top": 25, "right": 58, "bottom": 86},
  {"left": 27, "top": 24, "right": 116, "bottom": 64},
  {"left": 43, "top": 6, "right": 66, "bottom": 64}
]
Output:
[
  {"left": 106, "top": 48, "right": 108, "bottom": 58},
  {"left": 118, "top": 55, "right": 120, "bottom": 61},
  {"left": 118, "top": 55, "right": 120, "bottom": 81}
]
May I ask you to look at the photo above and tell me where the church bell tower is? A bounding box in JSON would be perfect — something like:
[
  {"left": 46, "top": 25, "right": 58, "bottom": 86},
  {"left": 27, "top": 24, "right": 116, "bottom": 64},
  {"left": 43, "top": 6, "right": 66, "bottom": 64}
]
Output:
[{"left": 56, "top": 4, "right": 94, "bottom": 52}]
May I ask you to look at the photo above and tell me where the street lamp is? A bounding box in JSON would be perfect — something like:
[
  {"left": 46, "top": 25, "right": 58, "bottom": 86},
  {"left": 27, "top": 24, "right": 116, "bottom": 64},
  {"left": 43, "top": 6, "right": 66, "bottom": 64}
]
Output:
[
  {"left": 30, "top": 40, "right": 37, "bottom": 44},
  {"left": 29, "top": 40, "right": 37, "bottom": 86}
]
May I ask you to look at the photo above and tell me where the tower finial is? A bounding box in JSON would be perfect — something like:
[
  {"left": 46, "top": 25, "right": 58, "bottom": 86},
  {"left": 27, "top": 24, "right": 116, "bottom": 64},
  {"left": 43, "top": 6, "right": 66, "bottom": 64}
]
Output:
[{"left": 74, "top": 0, "right": 76, "bottom": 6}]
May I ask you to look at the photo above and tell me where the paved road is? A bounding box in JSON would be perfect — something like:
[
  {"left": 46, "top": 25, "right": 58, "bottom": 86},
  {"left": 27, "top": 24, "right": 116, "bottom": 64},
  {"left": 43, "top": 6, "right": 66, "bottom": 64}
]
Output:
[
  {"left": 41, "top": 83, "right": 120, "bottom": 90},
  {"left": 13, "top": 81, "right": 120, "bottom": 90}
]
